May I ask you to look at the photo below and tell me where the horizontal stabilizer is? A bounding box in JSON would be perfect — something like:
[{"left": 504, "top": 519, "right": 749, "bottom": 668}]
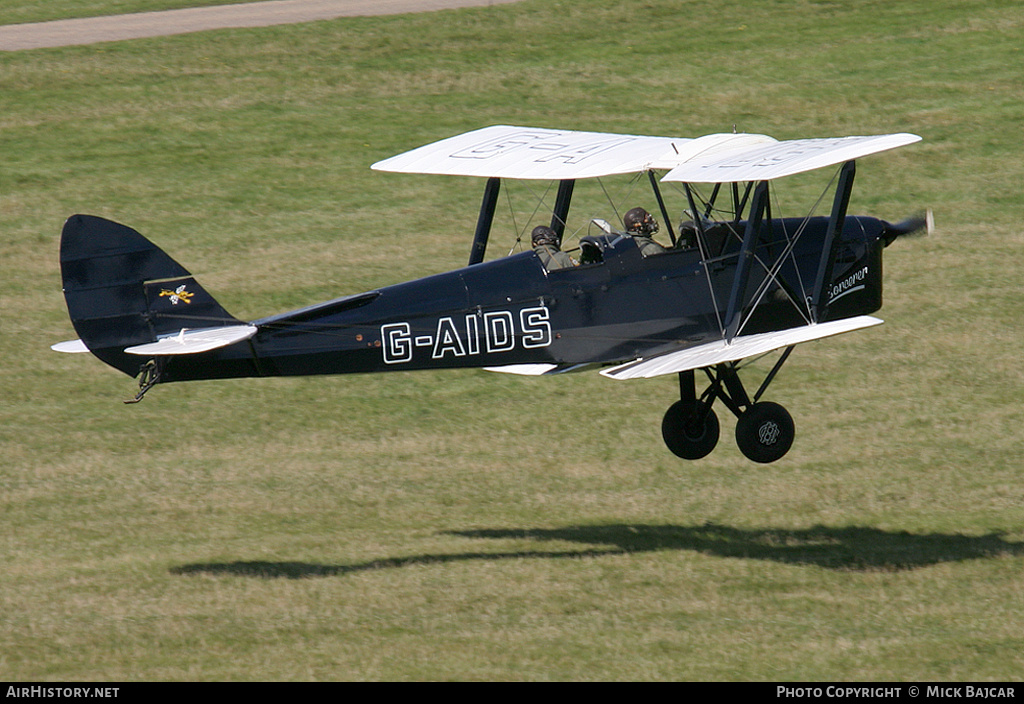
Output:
[
  {"left": 601, "top": 316, "right": 884, "bottom": 380},
  {"left": 51, "top": 339, "right": 91, "bottom": 353},
  {"left": 124, "top": 325, "right": 257, "bottom": 356}
]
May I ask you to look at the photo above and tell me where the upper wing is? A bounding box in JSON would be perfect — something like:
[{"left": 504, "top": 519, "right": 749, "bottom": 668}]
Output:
[
  {"left": 372, "top": 125, "right": 693, "bottom": 180},
  {"left": 600, "top": 316, "right": 883, "bottom": 380},
  {"left": 661, "top": 134, "right": 922, "bottom": 183},
  {"left": 372, "top": 126, "right": 919, "bottom": 183}
]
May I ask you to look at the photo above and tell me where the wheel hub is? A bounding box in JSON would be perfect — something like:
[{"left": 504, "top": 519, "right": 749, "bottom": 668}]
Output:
[{"left": 758, "top": 420, "right": 781, "bottom": 446}]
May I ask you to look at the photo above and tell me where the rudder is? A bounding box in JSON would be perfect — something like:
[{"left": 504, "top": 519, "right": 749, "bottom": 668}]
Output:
[{"left": 59, "top": 214, "right": 241, "bottom": 376}]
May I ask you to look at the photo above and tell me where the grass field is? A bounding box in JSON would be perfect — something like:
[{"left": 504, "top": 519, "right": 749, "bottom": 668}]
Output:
[{"left": 2, "top": 0, "right": 1023, "bottom": 681}]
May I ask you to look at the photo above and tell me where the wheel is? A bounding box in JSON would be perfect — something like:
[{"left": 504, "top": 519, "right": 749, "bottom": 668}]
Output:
[
  {"left": 662, "top": 400, "right": 720, "bottom": 460},
  {"left": 735, "top": 402, "right": 795, "bottom": 463}
]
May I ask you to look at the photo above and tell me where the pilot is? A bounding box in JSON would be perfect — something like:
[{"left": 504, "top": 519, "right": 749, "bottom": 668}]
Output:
[
  {"left": 623, "top": 207, "right": 667, "bottom": 256},
  {"left": 531, "top": 225, "right": 576, "bottom": 270}
]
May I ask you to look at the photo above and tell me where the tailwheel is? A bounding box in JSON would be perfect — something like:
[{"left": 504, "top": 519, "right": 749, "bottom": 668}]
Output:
[
  {"left": 662, "top": 400, "right": 720, "bottom": 460},
  {"left": 735, "top": 402, "right": 794, "bottom": 464}
]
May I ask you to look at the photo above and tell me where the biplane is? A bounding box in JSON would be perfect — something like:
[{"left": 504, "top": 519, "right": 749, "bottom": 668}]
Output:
[{"left": 54, "top": 125, "right": 927, "bottom": 462}]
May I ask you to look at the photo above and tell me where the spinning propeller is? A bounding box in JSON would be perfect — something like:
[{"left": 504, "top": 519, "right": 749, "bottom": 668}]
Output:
[{"left": 881, "top": 208, "right": 934, "bottom": 245}]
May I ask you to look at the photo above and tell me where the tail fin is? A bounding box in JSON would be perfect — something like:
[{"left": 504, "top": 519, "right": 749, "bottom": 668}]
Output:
[{"left": 59, "top": 214, "right": 242, "bottom": 376}]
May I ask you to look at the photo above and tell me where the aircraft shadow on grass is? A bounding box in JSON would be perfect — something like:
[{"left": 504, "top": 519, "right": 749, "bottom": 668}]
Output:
[{"left": 170, "top": 523, "right": 1024, "bottom": 579}]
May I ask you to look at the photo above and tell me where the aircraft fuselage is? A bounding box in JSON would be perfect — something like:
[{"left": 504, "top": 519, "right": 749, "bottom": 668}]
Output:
[{"left": 155, "top": 215, "right": 888, "bottom": 384}]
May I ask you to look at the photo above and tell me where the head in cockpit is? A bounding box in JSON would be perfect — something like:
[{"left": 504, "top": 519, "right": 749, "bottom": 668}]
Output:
[
  {"left": 532, "top": 225, "right": 575, "bottom": 270},
  {"left": 624, "top": 207, "right": 659, "bottom": 236},
  {"left": 623, "top": 208, "right": 666, "bottom": 256},
  {"left": 531, "top": 225, "right": 561, "bottom": 249}
]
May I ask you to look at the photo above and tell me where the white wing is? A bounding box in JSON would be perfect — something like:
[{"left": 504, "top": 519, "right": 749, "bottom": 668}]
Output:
[
  {"left": 372, "top": 126, "right": 919, "bottom": 183},
  {"left": 372, "top": 125, "right": 692, "bottom": 180},
  {"left": 601, "top": 316, "right": 884, "bottom": 380},
  {"left": 661, "top": 134, "right": 922, "bottom": 183}
]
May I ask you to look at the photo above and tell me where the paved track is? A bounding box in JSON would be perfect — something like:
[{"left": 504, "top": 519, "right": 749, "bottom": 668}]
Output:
[{"left": 0, "top": 0, "right": 523, "bottom": 51}]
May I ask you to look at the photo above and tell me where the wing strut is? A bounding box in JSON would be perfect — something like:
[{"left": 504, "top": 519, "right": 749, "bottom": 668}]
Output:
[
  {"left": 683, "top": 184, "right": 706, "bottom": 242},
  {"left": 550, "top": 179, "right": 575, "bottom": 238},
  {"left": 702, "top": 183, "right": 721, "bottom": 218},
  {"left": 811, "top": 160, "right": 856, "bottom": 321},
  {"left": 684, "top": 183, "right": 724, "bottom": 334},
  {"left": 647, "top": 170, "right": 677, "bottom": 246},
  {"left": 733, "top": 182, "right": 754, "bottom": 224},
  {"left": 724, "top": 180, "right": 770, "bottom": 341},
  {"left": 469, "top": 177, "right": 501, "bottom": 266}
]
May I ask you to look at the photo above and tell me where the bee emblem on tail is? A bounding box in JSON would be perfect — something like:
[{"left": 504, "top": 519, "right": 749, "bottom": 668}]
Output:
[{"left": 159, "top": 285, "right": 193, "bottom": 305}]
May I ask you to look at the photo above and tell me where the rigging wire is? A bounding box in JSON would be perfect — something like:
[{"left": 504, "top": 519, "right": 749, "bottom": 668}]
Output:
[
  {"left": 503, "top": 180, "right": 555, "bottom": 256},
  {"left": 733, "top": 166, "right": 842, "bottom": 336}
]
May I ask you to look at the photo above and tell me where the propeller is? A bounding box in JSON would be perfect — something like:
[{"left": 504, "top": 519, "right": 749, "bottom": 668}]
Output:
[{"left": 881, "top": 208, "right": 933, "bottom": 246}]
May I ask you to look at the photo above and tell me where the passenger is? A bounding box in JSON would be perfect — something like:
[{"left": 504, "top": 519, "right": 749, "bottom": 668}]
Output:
[
  {"left": 531, "top": 225, "right": 576, "bottom": 270},
  {"left": 676, "top": 214, "right": 699, "bottom": 250},
  {"left": 623, "top": 207, "right": 667, "bottom": 256}
]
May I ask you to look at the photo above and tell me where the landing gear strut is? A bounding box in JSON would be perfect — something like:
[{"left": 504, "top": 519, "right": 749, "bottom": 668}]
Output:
[{"left": 660, "top": 347, "right": 797, "bottom": 463}]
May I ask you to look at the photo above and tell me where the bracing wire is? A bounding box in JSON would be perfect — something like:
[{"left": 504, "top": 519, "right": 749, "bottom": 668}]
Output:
[{"left": 734, "top": 166, "right": 842, "bottom": 336}]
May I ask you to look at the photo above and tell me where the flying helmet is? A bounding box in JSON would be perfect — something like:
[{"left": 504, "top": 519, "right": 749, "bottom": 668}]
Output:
[
  {"left": 624, "top": 207, "right": 659, "bottom": 236},
  {"left": 531, "top": 225, "right": 561, "bottom": 248}
]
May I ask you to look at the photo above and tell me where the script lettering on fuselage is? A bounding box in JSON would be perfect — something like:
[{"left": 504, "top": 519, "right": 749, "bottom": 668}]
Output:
[
  {"left": 381, "top": 305, "right": 552, "bottom": 365},
  {"left": 827, "top": 265, "right": 869, "bottom": 304}
]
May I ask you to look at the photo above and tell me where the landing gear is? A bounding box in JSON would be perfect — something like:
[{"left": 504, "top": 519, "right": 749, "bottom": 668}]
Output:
[
  {"left": 735, "top": 401, "right": 794, "bottom": 464},
  {"left": 124, "top": 358, "right": 161, "bottom": 404},
  {"left": 662, "top": 349, "right": 797, "bottom": 463},
  {"left": 662, "top": 400, "right": 720, "bottom": 459}
]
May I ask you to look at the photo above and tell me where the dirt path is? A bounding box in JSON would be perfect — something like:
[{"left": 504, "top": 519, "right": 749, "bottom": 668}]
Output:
[{"left": 0, "top": 0, "right": 523, "bottom": 51}]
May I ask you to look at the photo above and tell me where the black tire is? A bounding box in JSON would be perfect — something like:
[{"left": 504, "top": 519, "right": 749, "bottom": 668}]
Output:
[
  {"left": 735, "top": 402, "right": 795, "bottom": 463},
  {"left": 662, "top": 400, "right": 720, "bottom": 460}
]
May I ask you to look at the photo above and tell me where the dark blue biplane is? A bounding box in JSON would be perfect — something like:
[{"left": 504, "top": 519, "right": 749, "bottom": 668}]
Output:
[{"left": 54, "top": 126, "right": 927, "bottom": 462}]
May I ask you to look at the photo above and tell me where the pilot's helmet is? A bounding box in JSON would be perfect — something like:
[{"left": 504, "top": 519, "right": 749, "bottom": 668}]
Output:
[
  {"left": 624, "top": 207, "right": 659, "bottom": 236},
  {"left": 531, "top": 225, "right": 560, "bottom": 248}
]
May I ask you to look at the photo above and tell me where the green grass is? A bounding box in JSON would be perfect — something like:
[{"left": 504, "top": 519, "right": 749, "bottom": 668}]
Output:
[{"left": 2, "top": 0, "right": 1023, "bottom": 681}]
